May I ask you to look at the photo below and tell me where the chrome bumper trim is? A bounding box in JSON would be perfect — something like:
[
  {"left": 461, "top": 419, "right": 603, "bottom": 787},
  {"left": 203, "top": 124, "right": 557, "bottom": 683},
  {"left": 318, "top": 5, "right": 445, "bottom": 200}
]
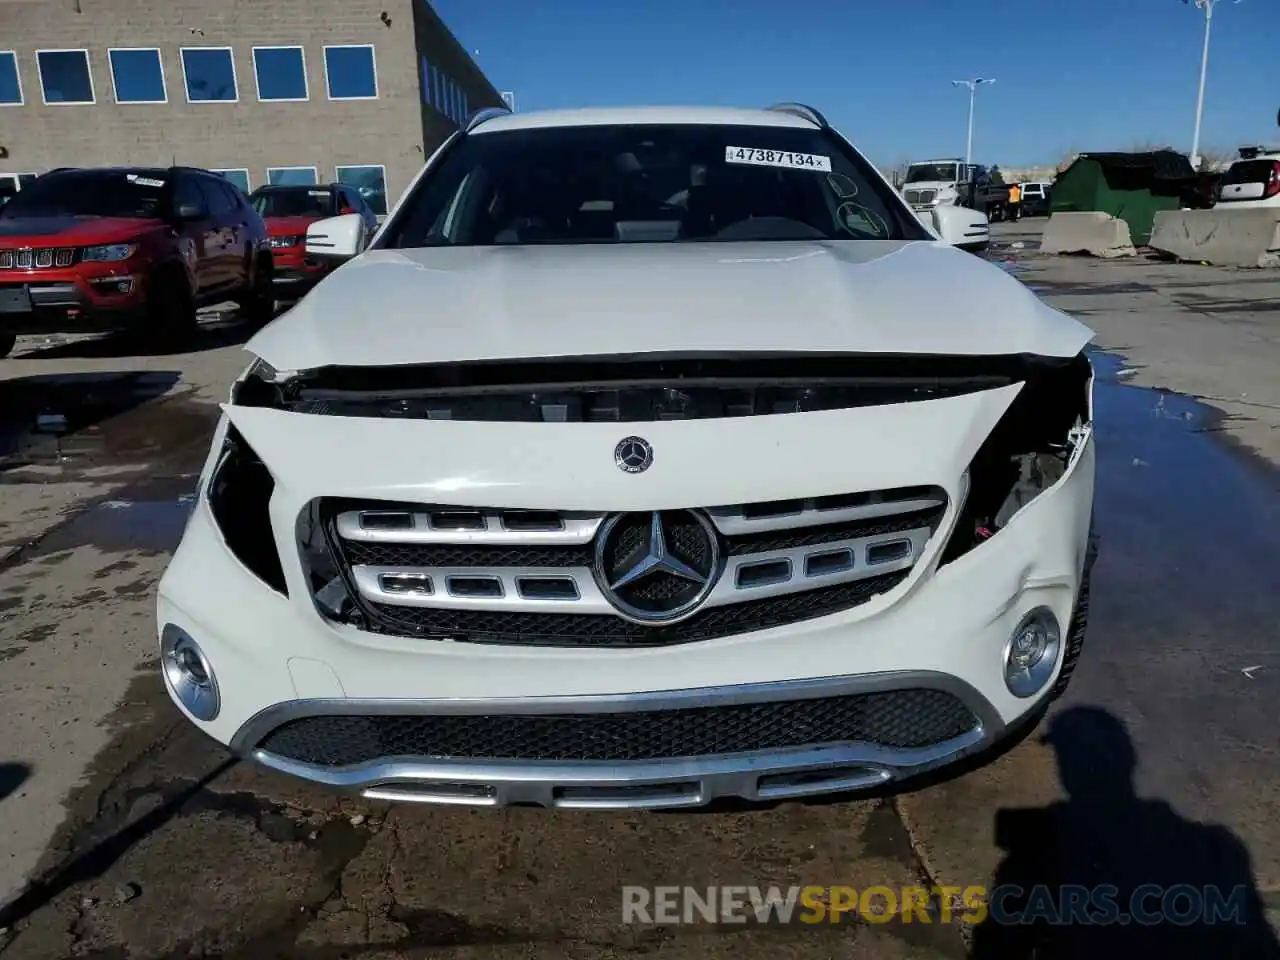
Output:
[{"left": 233, "top": 670, "right": 1004, "bottom": 809}]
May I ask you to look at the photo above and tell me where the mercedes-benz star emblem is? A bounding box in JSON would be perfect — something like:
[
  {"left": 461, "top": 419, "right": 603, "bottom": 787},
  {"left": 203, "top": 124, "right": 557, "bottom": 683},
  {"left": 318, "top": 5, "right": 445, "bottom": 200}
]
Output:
[
  {"left": 594, "top": 510, "right": 721, "bottom": 624},
  {"left": 614, "top": 436, "right": 653, "bottom": 474}
]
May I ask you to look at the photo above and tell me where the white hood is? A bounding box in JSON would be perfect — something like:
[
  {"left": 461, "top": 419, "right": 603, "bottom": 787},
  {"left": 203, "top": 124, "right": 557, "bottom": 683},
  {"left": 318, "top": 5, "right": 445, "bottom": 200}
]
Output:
[{"left": 248, "top": 240, "right": 1092, "bottom": 370}]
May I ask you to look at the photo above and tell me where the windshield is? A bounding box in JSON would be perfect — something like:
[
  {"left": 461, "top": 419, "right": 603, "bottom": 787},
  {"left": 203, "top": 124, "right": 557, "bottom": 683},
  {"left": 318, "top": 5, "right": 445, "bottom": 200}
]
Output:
[
  {"left": 0, "top": 171, "right": 167, "bottom": 219},
  {"left": 905, "top": 163, "right": 959, "bottom": 184},
  {"left": 382, "top": 123, "right": 926, "bottom": 247},
  {"left": 251, "top": 188, "right": 337, "bottom": 218}
]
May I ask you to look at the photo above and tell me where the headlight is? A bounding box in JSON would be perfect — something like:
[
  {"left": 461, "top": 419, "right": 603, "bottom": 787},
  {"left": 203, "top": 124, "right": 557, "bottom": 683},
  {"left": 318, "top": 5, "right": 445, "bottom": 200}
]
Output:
[{"left": 81, "top": 243, "right": 137, "bottom": 262}]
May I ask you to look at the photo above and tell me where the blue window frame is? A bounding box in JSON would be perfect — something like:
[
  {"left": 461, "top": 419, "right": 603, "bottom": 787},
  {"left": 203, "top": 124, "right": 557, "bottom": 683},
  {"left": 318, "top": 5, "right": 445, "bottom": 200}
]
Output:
[
  {"left": 0, "top": 52, "right": 21, "bottom": 105},
  {"left": 323, "top": 45, "right": 377, "bottom": 100},
  {"left": 253, "top": 46, "right": 307, "bottom": 102},
  {"left": 36, "top": 49, "right": 94, "bottom": 104},
  {"left": 108, "top": 48, "right": 166, "bottom": 104},
  {"left": 267, "top": 166, "right": 318, "bottom": 187},
  {"left": 336, "top": 164, "right": 387, "bottom": 216},
  {"left": 213, "top": 169, "right": 251, "bottom": 193},
  {"left": 181, "top": 47, "right": 237, "bottom": 103}
]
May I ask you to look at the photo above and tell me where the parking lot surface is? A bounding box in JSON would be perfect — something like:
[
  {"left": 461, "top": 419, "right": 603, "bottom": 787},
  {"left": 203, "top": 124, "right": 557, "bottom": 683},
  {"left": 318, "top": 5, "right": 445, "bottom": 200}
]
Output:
[{"left": 0, "top": 222, "right": 1277, "bottom": 958}]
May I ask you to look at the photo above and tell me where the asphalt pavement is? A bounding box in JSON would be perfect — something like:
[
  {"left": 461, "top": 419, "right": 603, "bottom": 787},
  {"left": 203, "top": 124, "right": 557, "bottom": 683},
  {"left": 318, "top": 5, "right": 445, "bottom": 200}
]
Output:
[{"left": 0, "top": 223, "right": 1277, "bottom": 958}]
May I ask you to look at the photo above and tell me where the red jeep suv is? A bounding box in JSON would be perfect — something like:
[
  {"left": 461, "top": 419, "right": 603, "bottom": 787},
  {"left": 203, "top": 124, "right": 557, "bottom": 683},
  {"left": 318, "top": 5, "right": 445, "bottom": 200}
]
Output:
[
  {"left": 249, "top": 183, "right": 377, "bottom": 300},
  {"left": 0, "top": 166, "right": 273, "bottom": 357}
]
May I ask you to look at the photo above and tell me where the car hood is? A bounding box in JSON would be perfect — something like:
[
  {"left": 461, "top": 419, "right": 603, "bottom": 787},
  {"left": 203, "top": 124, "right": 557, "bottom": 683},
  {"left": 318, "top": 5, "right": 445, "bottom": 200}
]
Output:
[
  {"left": 0, "top": 215, "right": 164, "bottom": 245},
  {"left": 247, "top": 239, "right": 1093, "bottom": 370},
  {"left": 265, "top": 215, "right": 324, "bottom": 237}
]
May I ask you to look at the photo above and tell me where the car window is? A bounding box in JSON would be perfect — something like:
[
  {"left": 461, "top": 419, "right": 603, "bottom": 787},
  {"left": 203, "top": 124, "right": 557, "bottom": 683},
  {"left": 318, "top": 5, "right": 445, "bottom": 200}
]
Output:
[
  {"left": 0, "top": 169, "right": 169, "bottom": 220},
  {"left": 173, "top": 177, "right": 207, "bottom": 218},
  {"left": 383, "top": 123, "right": 927, "bottom": 247},
  {"left": 198, "top": 177, "right": 236, "bottom": 217},
  {"left": 1221, "top": 160, "right": 1276, "bottom": 186},
  {"left": 250, "top": 187, "right": 338, "bottom": 218}
]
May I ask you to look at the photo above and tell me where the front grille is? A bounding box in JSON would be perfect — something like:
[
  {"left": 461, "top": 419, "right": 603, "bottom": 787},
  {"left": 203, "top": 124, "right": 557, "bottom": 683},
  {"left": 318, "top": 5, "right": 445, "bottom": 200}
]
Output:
[
  {"left": 312, "top": 489, "right": 948, "bottom": 648},
  {"left": 365, "top": 570, "right": 909, "bottom": 647},
  {"left": 904, "top": 189, "right": 937, "bottom": 205},
  {"left": 256, "top": 687, "right": 979, "bottom": 766},
  {"left": 0, "top": 248, "right": 77, "bottom": 269}
]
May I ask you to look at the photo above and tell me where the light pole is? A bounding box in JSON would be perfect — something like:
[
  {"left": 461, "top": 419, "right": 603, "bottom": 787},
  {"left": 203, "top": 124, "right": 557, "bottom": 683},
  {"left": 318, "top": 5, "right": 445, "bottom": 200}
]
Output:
[
  {"left": 951, "top": 78, "right": 995, "bottom": 168},
  {"left": 1185, "top": 0, "right": 1240, "bottom": 170}
]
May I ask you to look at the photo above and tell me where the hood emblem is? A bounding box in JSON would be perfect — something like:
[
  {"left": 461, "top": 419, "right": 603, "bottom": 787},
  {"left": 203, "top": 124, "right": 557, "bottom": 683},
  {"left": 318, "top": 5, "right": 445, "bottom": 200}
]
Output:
[{"left": 614, "top": 436, "right": 653, "bottom": 474}]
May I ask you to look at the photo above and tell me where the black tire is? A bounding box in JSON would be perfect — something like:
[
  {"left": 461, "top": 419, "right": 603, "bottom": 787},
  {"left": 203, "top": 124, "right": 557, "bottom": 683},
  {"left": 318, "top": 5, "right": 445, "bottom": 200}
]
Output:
[
  {"left": 0, "top": 331, "right": 15, "bottom": 358},
  {"left": 1050, "top": 526, "right": 1099, "bottom": 700},
  {"left": 238, "top": 253, "right": 275, "bottom": 327},
  {"left": 142, "top": 267, "right": 198, "bottom": 348}
]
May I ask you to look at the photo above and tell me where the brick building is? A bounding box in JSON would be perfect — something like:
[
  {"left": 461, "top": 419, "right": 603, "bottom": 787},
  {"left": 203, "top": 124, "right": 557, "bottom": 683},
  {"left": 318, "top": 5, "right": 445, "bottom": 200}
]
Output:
[{"left": 0, "top": 0, "right": 506, "bottom": 214}]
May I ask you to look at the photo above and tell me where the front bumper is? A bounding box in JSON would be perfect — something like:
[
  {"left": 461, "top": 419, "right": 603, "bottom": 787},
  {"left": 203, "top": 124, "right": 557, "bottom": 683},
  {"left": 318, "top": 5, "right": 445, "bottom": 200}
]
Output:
[
  {"left": 0, "top": 266, "right": 147, "bottom": 333},
  {"left": 157, "top": 408, "right": 1096, "bottom": 807}
]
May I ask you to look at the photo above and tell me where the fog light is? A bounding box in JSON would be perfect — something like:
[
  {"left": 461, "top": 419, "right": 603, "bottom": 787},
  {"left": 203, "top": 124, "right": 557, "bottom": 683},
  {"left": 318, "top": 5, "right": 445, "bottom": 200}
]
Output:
[
  {"left": 161, "top": 624, "right": 220, "bottom": 721},
  {"left": 1003, "top": 607, "right": 1061, "bottom": 698}
]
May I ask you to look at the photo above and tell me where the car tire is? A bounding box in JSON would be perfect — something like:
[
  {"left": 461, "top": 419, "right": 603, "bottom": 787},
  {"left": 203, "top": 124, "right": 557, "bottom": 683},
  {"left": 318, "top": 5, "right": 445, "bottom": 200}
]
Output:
[
  {"left": 0, "top": 331, "right": 15, "bottom": 358},
  {"left": 142, "top": 267, "right": 198, "bottom": 348},
  {"left": 239, "top": 252, "right": 275, "bottom": 328},
  {"left": 1050, "top": 525, "right": 1099, "bottom": 700}
]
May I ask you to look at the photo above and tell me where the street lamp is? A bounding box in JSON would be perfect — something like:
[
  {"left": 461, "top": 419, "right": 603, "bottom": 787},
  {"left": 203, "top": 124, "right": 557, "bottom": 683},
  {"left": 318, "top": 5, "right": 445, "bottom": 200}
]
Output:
[
  {"left": 1184, "top": 0, "right": 1240, "bottom": 170},
  {"left": 951, "top": 78, "right": 995, "bottom": 168}
]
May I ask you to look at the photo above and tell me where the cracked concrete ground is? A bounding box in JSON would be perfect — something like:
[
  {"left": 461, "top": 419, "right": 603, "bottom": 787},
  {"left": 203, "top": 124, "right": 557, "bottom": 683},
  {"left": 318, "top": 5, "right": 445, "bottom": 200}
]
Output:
[{"left": 0, "top": 232, "right": 1277, "bottom": 958}]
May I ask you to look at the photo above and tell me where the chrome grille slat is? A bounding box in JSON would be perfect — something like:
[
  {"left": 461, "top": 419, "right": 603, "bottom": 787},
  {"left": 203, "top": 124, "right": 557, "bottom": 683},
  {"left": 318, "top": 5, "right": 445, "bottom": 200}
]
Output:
[
  {"left": 336, "top": 508, "right": 603, "bottom": 545},
  {"left": 707, "top": 488, "right": 947, "bottom": 536},
  {"left": 0, "top": 247, "right": 76, "bottom": 270},
  {"left": 347, "top": 525, "right": 933, "bottom": 614}
]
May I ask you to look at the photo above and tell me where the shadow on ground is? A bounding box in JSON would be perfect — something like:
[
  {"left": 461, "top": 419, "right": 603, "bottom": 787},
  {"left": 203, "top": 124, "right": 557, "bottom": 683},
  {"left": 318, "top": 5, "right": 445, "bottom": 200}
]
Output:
[{"left": 971, "top": 706, "right": 1280, "bottom": 959}]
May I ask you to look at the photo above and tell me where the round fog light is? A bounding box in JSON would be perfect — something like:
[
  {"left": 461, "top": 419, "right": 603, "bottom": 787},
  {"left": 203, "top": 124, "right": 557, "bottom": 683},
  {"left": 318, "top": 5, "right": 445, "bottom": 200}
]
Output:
[
  {"left": 1003, "top": 607, "right": 1062, "bottom": 698},
  {"left": 161, "top": 624, "right": 221, "bottom": 721}
]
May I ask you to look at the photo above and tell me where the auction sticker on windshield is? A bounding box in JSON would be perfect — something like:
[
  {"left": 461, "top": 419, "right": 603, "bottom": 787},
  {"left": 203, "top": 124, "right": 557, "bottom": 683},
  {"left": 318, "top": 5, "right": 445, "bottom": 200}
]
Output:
[{"left": 725, "top": 146, "right": 832, "bottom": 172}]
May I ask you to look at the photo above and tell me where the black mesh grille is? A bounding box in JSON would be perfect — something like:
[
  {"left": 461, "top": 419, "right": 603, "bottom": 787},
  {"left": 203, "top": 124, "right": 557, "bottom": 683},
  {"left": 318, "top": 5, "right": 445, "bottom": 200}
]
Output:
[
  {"left": 364, "top": 570, "right": 909, "bottom": 647},
  {"left": 257, "top": 687, "right": 979, "bottom": 766}
]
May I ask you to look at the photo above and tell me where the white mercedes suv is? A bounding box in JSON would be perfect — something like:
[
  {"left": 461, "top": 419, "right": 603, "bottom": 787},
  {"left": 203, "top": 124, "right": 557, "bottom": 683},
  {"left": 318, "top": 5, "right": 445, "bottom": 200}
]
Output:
[{"left": 158, "top": 103, "right": 1097, "bottom": 809}]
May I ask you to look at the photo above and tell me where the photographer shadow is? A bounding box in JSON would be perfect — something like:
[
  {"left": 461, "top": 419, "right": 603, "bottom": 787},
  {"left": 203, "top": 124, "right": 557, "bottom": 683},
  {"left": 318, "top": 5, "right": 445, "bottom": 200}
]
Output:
[{"left": 971, "top": 705, "right": 1279, "bottom": 959}]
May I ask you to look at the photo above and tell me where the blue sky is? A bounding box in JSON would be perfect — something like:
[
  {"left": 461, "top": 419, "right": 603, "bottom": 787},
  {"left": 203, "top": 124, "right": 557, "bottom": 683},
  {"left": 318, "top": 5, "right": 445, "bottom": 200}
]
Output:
[{"left": 433, "top": 0, "right": 1279, "bottom": 167}]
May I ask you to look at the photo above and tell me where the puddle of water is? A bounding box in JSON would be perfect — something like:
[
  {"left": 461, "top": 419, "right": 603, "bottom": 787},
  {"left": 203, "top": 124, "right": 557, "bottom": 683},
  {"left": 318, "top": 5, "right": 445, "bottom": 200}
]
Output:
[
  {"left": 1089, "top": 348, "right": 1279, "bottom": 622},
  {"left": 20, "top": 478, "right": 199, "bottom": 561},
  {"left": 0, "top": 372, "right": 218, "bottom": 479}
]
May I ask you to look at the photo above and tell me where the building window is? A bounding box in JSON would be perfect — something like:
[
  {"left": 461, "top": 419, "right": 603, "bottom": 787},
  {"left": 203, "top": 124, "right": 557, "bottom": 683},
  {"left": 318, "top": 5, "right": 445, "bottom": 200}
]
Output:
[
  {"left": 461, "top": 89, "right": 469, "bottom": 121},
  {"left": 336, "top": 164, "right": 387, "bottom": 216},
  {"left": 213, "top": 169, "right": 251, "bottom": 194},
  {"left": 181, "top": 47, "right": 237, "bottom": 102},
  {"left": 267, "top": 166, "right": 318, "bottom": 187},
  {"left": 108, "top": 48, "right": 166, "bottom": 104},
  {"left": 323, "top": 45, "right": 377, "bottom": 100},
  {"left": 36, "top": 49, "right": 94, "bottom": 104},
  {"left": 0, "top": 52, "right": 22, "bottom": 105},
  {"left": 420, "top": 55, "right": 431, "bottom": 106},
  {"left": 253, "top": 46, "right": 308, "bottom": 102}
]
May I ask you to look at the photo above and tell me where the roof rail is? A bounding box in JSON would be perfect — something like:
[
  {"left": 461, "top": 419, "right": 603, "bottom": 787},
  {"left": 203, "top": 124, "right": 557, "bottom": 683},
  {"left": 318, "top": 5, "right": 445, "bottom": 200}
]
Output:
[
  {"left": 466, "top": 105, "right": 512, "bottom": 132},
  {"left": 764, "top": 103, "right": 829, "bottom": 128}
]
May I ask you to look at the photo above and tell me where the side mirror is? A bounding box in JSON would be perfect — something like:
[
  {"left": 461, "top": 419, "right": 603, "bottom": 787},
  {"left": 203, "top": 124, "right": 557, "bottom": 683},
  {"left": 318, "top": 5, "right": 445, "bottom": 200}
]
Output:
[
  {"left": 176, "top": 202, "right": 207, "bottom": 221},
  {"left": 305, "top": 213, "right": 366, "bottom": 262},
  {"left": 928, "top": 204, "right": 990, "bottom": 254}
]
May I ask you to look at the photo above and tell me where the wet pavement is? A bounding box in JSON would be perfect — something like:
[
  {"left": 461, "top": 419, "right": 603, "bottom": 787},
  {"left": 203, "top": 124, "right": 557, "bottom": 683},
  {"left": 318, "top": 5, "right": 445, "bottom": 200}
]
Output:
[{"left": 0, "top": 231, "right": 1277, "bottom": 958}]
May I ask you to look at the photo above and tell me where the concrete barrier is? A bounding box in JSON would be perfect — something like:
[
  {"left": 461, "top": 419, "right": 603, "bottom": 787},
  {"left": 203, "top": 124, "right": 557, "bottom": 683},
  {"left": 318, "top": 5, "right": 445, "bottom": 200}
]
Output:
[
  {"left": 1041, "top": 212, "right": 1136, "bottom": 258},
  {"left": 1148, "top": 209, "right": 1280, "bottom": 268}
]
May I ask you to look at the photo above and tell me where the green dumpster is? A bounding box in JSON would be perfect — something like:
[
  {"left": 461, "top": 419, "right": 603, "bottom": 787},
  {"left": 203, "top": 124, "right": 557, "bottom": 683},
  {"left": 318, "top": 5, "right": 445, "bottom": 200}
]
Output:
[{"left": 1050, "top": 150, "right": 1196, "bottom": 245}]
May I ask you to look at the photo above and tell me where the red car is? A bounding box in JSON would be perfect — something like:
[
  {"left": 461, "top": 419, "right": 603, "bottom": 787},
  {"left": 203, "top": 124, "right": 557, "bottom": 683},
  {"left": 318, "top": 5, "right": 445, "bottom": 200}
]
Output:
[
  {"left": 249, "top": 183, "right": 378, "bottom": 301},
  {"left": 0, "top": 166, "right": 273, "bottom": 357}
]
